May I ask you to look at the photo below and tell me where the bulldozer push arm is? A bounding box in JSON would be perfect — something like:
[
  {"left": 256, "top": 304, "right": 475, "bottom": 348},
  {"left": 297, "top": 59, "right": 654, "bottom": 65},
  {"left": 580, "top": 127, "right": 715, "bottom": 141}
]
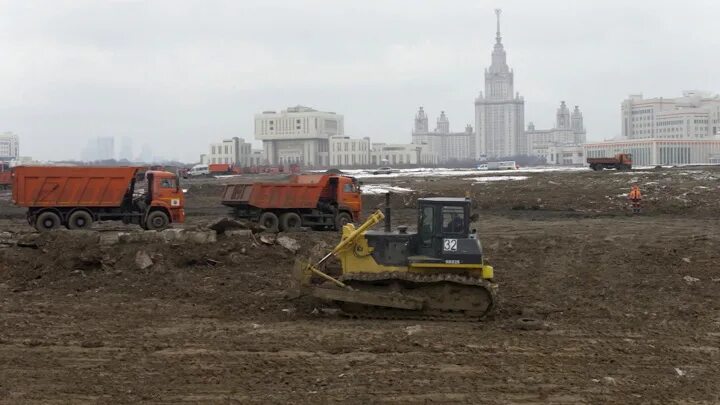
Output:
[{"left": 299, "top": 209, "right": 385, "bottom": 289}]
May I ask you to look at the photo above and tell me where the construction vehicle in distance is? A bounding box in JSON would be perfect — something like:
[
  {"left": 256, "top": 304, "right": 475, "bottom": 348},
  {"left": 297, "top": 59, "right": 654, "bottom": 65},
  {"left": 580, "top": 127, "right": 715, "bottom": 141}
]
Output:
[
  {"left": 587, "top": 153, "right": 632, "bottom": 171},
  {"left": 12, "top": 166, "right": 185, "bottom": 231},
  {"left": 294, "top": 194, "right": 497, "bottom": 320},
  {"left": 221, "top": 173, "right": 361, "bottom": 232},
  {"left": 0, "top": 161, "right": 11, "bottom": 190}
]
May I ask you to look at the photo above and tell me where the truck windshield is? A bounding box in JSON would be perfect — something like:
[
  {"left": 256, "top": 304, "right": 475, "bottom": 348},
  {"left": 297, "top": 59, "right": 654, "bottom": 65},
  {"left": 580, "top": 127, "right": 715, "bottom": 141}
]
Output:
[
  {"left": 343, "top": 183, "right": 358, "bottom": 193},
  {"left": 160, "top": 178, "right": 176, "bottom": 189}
]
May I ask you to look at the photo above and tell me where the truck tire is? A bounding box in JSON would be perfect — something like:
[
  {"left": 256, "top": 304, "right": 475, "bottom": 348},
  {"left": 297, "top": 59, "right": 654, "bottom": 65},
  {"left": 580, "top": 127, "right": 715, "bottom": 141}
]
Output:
[
  {"left": 67, "top": 210, "right": 93, "bottom": 230},
  {"left": 36, "top": 211, "right": 61, "bottom": 232},
  {"left": 279, "top": 212, "right": 302, "bottom": 232},
  {"left": 145, "top": 211, "right": 170, "bottom": 231},
  {"left": 258, "top": 212, "right": 279, "bottom": 232},
  {"left": 334, "top": 212, "right": 352, "bottom": 230}
]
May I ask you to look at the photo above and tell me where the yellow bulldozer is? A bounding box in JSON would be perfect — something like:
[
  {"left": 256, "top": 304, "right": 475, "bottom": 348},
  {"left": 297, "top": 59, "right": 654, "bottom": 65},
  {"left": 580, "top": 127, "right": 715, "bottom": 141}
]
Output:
[{"left": 295, "top": 194, "right": 497, "bottom": 321}]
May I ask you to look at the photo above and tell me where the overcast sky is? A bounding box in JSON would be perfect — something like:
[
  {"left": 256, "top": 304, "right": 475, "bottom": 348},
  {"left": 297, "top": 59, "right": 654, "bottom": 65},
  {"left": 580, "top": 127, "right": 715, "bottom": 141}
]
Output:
[{"left": 1, "top": 0, "right": 719, "bottom": 162}]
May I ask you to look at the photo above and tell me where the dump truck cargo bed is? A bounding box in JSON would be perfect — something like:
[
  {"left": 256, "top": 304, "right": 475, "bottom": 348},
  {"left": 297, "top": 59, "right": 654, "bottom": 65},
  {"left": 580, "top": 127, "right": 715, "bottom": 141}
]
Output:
[
  {"left": 12, "top": 166, "right": 138, "bottom": 208},
  {"left": 221, "top": 175, "right": 332, "bottom": 209}
]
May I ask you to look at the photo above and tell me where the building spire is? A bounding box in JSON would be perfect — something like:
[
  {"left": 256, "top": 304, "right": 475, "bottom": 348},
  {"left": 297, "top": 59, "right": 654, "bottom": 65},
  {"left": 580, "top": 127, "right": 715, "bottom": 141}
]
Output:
[{"left": 495, "top": 8, "right": 502, "bottom": 44}]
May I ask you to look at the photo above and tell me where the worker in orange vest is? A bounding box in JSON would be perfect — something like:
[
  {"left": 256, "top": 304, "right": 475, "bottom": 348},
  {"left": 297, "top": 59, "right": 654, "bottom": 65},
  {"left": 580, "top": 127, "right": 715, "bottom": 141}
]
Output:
[{"left": 629, "top": 185, "right": 642, "bottom": 214}]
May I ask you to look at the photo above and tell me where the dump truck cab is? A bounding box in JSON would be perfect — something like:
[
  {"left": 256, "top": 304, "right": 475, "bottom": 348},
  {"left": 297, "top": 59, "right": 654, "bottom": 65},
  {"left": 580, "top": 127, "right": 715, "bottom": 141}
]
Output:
[
  {"left": 329, "top": 175, "right": 362, "bottom": 222},
  {"left": 145, "top": 170, "right": 185, "bottom": 224}
]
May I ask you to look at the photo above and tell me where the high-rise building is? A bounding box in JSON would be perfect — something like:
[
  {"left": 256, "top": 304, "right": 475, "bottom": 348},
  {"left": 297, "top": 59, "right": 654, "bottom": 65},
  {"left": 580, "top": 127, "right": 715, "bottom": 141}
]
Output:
[
  {"left": 621, "top": 91, "right": 720, "bottom": 139},
  {"left": 474, "top": 9, "right": 525, "bottom": 159},
  {"left": 254, "top": 105, "right": 343, "bottom": 166},
  {"left": 96, "top": 137, "right": 115, "bottom": 160},
  {"left": 525, "top": 101, "right": 586, "bottom": 159},
  {"left": 0, "top": 132, "right": 19, "bottom": 161},
  {"left": 119, "top": 136, "right": 133, "bottom": 161},
  {"left": 585, "top": 91, "right": 720, "bottom": 166},
  {"left": 411, "top": 107, "right": 474, "bottom": 163},
  {"left": 208, "top": 137, "right": 253, "bottom": 166}
]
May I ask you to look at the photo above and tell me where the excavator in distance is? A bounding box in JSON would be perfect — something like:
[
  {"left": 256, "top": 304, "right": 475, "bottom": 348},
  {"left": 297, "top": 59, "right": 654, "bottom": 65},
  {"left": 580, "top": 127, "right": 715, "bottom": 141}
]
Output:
[{"left": 294, "top": 194, "right": 497, "bottom": 321}]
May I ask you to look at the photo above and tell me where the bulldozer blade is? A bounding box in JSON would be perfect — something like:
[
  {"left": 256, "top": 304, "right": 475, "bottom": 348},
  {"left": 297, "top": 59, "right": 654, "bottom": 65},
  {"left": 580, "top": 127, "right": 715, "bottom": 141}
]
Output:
[
  {"left": 289, "top": 258, "right": 312, "bottom": 299},
  {"left": 309, "top": 286, "right": 424, "bottom": 310}
]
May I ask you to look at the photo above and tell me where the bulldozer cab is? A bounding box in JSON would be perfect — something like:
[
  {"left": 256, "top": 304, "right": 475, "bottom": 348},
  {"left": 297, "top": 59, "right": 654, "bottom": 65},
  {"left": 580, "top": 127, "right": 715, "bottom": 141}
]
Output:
[{"left": 417, "top": 198, "right": 470, "bottom": 258}]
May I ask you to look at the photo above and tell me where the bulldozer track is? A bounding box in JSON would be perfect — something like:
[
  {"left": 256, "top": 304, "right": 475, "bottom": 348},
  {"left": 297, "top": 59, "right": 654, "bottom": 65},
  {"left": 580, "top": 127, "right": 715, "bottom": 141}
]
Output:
[{"left": 336, "top": 272, "right": 498, "bottom": 321}]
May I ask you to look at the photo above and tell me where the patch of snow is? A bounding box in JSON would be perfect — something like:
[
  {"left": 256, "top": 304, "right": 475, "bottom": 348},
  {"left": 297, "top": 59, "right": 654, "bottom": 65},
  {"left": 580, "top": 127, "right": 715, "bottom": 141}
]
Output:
[
  {"left": 343, "top": 166, "right": 589, "bottom": 179},
  {"left": 469, "top": 176, "right": 528, "bottom": 183},
  {"left": 361, "top": 184, "right": 413, "bottom": 195}
]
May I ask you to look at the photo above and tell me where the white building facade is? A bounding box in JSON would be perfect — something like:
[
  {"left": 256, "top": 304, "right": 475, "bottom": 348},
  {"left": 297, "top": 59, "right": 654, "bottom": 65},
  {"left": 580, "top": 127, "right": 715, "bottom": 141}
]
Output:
[
  {"left": 329, "top": 136, "right": 371, "bottom": 167},
  {"left": 585, "top": 139, "right": 720, "bottom": 166},
  {"left": 254, "top": 105, "right": 343, "bottom": 166},
  {"left": 526, "top": 101, "right": 586, "bottom": 163},
  {"left": 411, "top": 108, "right": 475, "bottom": 163},
  {"left": 546, "top": 145, "right": 584, "bottom": 166},
  {"left": 474, "top": 10, "right": 525, "bottom": 159},
  {"left": 207, "top": 137, "right": 253, "bottom": 166},
  {"left": 0, "top": 132, "right": 19, "bottom": 160},
  {"left": 586, "top": 91, "right": 720, "bottom": 166},
  {"left": 621, "top": 91, "right": 720, "bottom": 139},
  {"left": 371, "top": 143, "right": 437, "bottom": 166}
]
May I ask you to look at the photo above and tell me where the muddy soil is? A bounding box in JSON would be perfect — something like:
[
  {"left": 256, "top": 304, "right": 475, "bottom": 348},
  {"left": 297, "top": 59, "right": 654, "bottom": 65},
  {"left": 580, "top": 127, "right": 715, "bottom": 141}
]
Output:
[{"left": 1, "top": 168, "right": 719, "bottom": 403}]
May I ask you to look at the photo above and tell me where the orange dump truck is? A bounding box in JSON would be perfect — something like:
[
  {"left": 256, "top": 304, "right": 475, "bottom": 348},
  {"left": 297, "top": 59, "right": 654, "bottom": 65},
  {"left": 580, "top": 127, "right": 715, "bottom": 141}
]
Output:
[
  {"left": 587, "top": 153, "right": 633, "bottom": 171},
  {"left": 0, "top": 162, "right": 11, "bottom": 190},
  {"left": 220, "top": 173, "right": 361, "bottom": 231},
  {"left": 12, "top": 166, "right": 185, "bottom": 231}
]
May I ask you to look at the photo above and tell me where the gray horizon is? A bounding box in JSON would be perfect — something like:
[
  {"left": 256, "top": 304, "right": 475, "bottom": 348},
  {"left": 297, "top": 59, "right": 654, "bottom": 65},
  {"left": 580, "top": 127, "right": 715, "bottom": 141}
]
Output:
[{"left": 1, "top": 0, "right": 718, "bottom": 162}]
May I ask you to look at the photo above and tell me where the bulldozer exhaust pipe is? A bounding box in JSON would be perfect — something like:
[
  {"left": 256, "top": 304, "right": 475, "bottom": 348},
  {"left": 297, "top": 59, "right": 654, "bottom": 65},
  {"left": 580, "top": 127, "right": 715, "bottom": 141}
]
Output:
[{"left": 384, "top": 192, "right": 392, "bottom": 232}]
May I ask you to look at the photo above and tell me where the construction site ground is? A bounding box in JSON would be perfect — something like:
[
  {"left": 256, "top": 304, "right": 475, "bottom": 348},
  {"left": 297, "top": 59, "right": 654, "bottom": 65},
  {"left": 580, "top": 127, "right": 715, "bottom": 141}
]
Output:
[{"left": 1, "top": 167, "right": 719, "bottom": 403}]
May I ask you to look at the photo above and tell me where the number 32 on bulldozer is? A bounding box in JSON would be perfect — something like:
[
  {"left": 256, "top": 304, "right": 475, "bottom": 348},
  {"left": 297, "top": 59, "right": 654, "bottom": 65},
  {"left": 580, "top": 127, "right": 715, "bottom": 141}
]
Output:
[{"left": 443, "top": 239, "right": 458, "bottom": 252}]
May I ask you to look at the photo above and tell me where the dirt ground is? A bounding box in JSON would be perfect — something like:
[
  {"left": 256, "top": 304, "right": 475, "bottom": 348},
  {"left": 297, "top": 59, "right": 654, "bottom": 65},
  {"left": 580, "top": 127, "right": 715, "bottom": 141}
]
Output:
[{"left": 1, "top": 167, "right": 720, "bottom": 403}]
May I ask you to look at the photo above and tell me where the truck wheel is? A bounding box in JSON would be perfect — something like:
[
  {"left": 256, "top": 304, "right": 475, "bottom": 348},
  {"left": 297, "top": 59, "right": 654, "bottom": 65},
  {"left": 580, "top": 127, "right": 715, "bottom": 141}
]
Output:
[
  {"left": 67, "top": 210, "right": 93, "bottom": 230},
  {"left": 145, "top": 211, "right": 170, "bottom": 230},
  {"left": 36, "top": 211, "right": 61, "bottom": 232},
  {"left": 258, "top": 212, "right": 279, "bottom": 232},
  {"left": 334, "top": 212, "right": 352, "bottom": 230},
  {"left": 279, "top": 212, "right": 302, "bottom": 232}
]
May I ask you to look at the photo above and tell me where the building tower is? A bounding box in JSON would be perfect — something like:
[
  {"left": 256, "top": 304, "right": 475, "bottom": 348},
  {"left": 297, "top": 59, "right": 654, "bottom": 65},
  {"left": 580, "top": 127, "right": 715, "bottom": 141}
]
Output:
[
  {"left": 414, "top": 106, "right": 429, "bottom": 133},
  {"left": 571, "top": 105, "right": 586, "bottom": 144},
  {"left": 436, "top": 111, "right": 449, "bottom": 133},
  {"left": 474, "top": 9, "right": 526, "bottom": 158},
  {"left": 556, "top": 101, "right": 571, "bottom": 129}
]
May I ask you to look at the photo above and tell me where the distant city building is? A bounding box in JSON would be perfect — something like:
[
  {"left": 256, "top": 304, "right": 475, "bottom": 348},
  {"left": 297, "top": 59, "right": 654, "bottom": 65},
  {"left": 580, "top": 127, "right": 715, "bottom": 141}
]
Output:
[
  {"left": 0, "top": 131, "right": 19, "bottom": 160},
  {"left": 371, "top": 143, "right": 437, "bottom": 166},
  {"left": 249, "top": 149, "right": 265, "bottom": 166},
  {"left": 526, "top": 101, "right": 586, "bottom": 162},
  {"left": 329, "top": 136, "right": 371, "bottom": 167},
  {"left": 411, "top": 107, "right": 475, "bottom": 163},
  {"left": 254, "top": 105, "right": 343, "bottom": 166},
  {"left": 586, "top": 91, "right": 720, "bottom": 166},
  {"left": 546, "top": 145, "right": 585, "bottom": 166},
  {"left": 81, "top": 136, "right": 115, "bottom": 161},
  {"left": 474, "top": 9, "right": 525, "bottom": 159},
  {"left": 96, "top": 137, "right": 114, "bottom": 160},
  {"left": 621, "top": 91, "right": 720, "bottom": 139},
  {"left": 138, "top": 143, "right": 153, "bottom": 163},
  {"left": 208, "top": 137, "right": 252, "bottom": 166},
  {"left": 119, "top": 136, "right": 133, "bottom": 161},
  {"left": 585, "top": 139, "right": 720, "bottom": 166}
]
